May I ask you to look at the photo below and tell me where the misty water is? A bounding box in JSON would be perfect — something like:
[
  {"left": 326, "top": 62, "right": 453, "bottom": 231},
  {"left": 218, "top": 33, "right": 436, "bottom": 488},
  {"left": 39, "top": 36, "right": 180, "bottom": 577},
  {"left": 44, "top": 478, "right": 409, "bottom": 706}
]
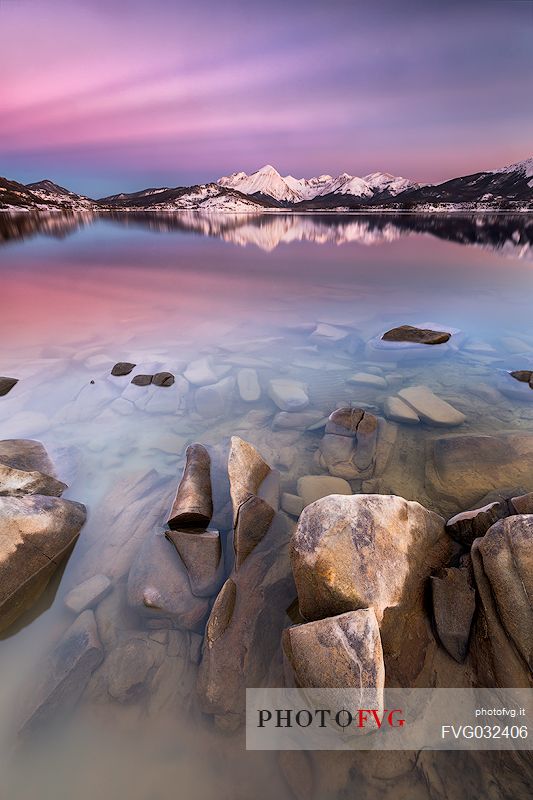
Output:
[{"left": 1, "top": 211, "right": 533, "bottom": 799}]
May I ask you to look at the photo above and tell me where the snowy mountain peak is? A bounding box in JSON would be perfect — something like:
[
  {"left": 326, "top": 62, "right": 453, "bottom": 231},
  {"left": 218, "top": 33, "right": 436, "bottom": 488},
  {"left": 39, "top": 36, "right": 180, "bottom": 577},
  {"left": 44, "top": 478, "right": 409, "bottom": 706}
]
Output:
[{"left": 497, "top": 157, "right": 533, "bottom": 180}]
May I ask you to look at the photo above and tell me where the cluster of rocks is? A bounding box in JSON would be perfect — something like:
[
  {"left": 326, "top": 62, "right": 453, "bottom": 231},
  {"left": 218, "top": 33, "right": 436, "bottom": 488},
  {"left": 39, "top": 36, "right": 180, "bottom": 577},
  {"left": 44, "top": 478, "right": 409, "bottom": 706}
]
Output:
[
  {"left": 0, "top": 439, "right": 87, "bottom": 634},
  {"left": 285, "top": 488, "right": 532, "bottom": 698},
  {"left": 111, "top": 361, "right": 175, "bottom": 387},
  {"left": 384, "top": 385, "right": 466, "bottom": 427}
]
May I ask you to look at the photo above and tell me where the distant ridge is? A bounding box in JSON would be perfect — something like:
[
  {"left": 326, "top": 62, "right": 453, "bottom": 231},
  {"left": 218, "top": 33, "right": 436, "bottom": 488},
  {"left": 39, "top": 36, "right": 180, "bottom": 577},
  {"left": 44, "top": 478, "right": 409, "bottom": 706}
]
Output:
[{"left": 0, "top": 157, "right": 532, "bottom": 212}]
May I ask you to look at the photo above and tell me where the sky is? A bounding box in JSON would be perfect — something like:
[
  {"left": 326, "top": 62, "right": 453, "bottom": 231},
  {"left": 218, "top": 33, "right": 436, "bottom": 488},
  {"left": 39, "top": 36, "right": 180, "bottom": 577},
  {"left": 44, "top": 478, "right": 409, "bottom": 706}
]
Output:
[{"left": 1, "top": 0, "right": 532, "bottom": 196}]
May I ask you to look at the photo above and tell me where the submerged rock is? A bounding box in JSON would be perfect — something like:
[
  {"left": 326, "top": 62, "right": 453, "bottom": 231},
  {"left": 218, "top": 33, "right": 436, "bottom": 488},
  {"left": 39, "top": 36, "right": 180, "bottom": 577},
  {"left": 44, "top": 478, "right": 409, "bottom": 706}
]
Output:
[
  {"left": 283, "top": 608, "right": 384, "bottom": 692},
  {"left": 272, "top": 410, "right": 325, "bottom": 431},
  {"left": 383, "top": 396, "right": 420, "bottom": 425},
  {"left": 0, "top": 495, "right": 87, "bottom": 633},
  {"left": 398, "top": 386, "right": 465, "bottom": 427},
  {"left": 237, "top": 368, "right": 261, "bottom": 402},
  {"left": 19, "top": 610, "right": 103, "bottom": 737},
  {"left": 167, "top": 443, "right": 213, "bottom": 529},
  {"left": 347, "top": 372, "right": 387, "bottom": 388},
  {"left": 166, "top": 529, "right": 224, "bottom": 597},
  {"left": 431, "top": 568, "right": 475, "bottom": 663},
  {"left": 0, "top": 377, "right": 18, "bottom": 396},
  {"left": 281, "top": 492, "right": 305, "bottom": 517},
  {"left": 126, "top": 530, "right": 209, "bottom": 631},
  {"left": 317, "top": 408, "right": 388, "bottom": 480},
  {"left": 64, "top": 574, "right": 112, "bottom": 614},
  {"left": 296, "top": 475, "right": 351, "bottom": 508},
  {"left": 111, "top": 362, "right": 136, "bottom": 376},
  {"left": 195, "top": 376, "right": 235, "bottom": 418},
  {"left": 382, "top": 325, "right": 451, "bottom": 345},
  {"left": 426, "top": 432, "right": 533, "bottom": 509},
  {"left": 268, "top": 379, "right": 309, "bottom": 412}
]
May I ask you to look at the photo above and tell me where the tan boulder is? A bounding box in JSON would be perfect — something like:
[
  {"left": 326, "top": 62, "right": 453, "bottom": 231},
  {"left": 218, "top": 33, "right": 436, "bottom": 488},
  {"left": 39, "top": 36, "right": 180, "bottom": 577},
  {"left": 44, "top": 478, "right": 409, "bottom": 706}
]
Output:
[
  {"left": 0, "top": 495, "right": 87, "bottom": 633},
  {"left": 431, "top": 567, "right": 475, "bottom": 663},
  {"left": 0, "top": 463, "right": 66, "bottom": 497},
  {"left": 283, "top": 608, "right": 384, "bottom": 692},
  {"left": 472, "top": 515, "right": 532, "bottom": 686},
  {"left": 291, "top": 494, "right": 451, "bottom": 683},
  {"left": 0, "top": 438, "right": 57, "bottom": 476}
]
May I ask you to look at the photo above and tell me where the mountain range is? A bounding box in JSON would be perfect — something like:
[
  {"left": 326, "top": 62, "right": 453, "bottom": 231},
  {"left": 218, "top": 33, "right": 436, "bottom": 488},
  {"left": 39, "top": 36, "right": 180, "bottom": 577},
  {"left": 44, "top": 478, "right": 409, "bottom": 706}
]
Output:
[{"left": 1, "top": 158, "right": 532, "bottom": 212}]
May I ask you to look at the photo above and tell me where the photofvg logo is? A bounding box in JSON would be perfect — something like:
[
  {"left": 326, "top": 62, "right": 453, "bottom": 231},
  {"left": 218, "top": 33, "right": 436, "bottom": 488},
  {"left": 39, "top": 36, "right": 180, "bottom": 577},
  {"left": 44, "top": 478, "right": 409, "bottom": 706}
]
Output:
[
  {"left": 246, "top": 688, "right": 533, "bottom": 751},
  {"left": 258, "top": 706, "right": 405, "bottom": 731}
]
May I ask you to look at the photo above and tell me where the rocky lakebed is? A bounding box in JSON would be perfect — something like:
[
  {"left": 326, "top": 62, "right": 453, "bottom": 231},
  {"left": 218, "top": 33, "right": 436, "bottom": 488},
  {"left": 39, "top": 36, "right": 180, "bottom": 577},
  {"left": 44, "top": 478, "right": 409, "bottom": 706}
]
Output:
[{"left": 0, "top": 318, "right": 532, "bottom": 800}]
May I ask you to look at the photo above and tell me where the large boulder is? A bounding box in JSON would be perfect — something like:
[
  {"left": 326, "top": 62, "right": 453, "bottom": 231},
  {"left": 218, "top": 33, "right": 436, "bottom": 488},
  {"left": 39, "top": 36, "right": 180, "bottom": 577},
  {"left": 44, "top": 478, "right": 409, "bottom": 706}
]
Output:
[
  {"left": 0, "top": 495, "right": 87, "bottom": 633},
  {"left": 471, "top": 515, "right": 532, "bottom": 686},
  {"left": 291, "top": 494, "right": 451, "bottom": 683},
  {"left": 0, "top": 438, "right": 57, "bottom": 476},
  {"left": 0, "top": 463, "right": 66, "bottom": 497}
]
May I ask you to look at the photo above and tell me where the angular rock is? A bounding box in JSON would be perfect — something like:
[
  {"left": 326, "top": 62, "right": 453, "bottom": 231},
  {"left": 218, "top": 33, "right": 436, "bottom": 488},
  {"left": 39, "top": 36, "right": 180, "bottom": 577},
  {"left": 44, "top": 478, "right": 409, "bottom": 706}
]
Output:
[
  {"left": 446, "top": 501, "right": 509, "bottom": 546},
  {"left": 296, "top": 475, "right": 351, "bottom": 508},
  {"left": 382, "top": 325, "right": 451, "bottom": 345},
  {"left": 183, "top": 357, "right": 220, "bottom": 386},
  {"left": 318, "top": 409, "right": 381, "bottom": 479},
  {"left": 111, "top": 362, "right": 136, "bottom": 376},
  {"left": 228, "top": 437, "right": 275, "bottom": 568},
  {"left": 0, "top": 377, "right": 18, "bottom": 396},
  {"left": 0, "top": 495, "right": 87, "bottom": 633},
  {"left": 347, "top": 372, "right": 387, "bottom": 388},
  {"left": 383, "top": 396, "right": 420, "bottom": 425},
  {"left": 131, "top": 374, "right": 153, "bottom": 386},
  {"left": 127, "top": 530, "right": 209, "bottom": 631},
  {"left": 431, "top": 568, "right": 475, "bottom": 662},
  {"left": 398, "top": 386, "right": 465, "bottom": 427},
  {"left": 511, "top": 492, "right": 533, "bottom": 515},
  {"left": 0, "top": 463, "right": 66, "bottom": 497},
  {"left": 237, "top": 368, "right": 261, "bottom": 402},
  {"left": 195, "top": 376, "right": 235, "bottom": 418},
  {"left": 0, "top": 438, "right": 57, "bottom": 476},
  {"left": 353, "top": 412, "right": 378, "bottom": 471},
  {"left": 64, "top": 574, "right": 112, "bottom": 614},
  {"left": 19, "top": 610, "right": 103, "bottom": 736},
  {"left": 283, "top": 608, "right": 385, "bottom": 692},
  {"left": 105, "top": 637, "right": 159, "bottom": 702},
  {"left": 475, "top": 516, "right": 532, "bottom": 672},
  {"left": 325, "top": 407, "right": 364, "bottom": 436},
  {"left": 166, "top": 529, "right": 224, "bottom": 597},
  {"left": 268, "top": 379, "right": 309, "bottom": 412},
  {"left": 168, "top": 443, "right": 213, "bottom": 529},
  {"left": 510, "top": 370, "right": 533, "bottom": 386},
  {"left": 291, "top": 494, "right": 451, "bottom": 683},
  {"left": 197, "top": 514, "right": 295, "bottom": 720},
  {"left": 152, "top": 371, "right": 175, "bottom": 387},
  {"left": 471, "top": 516, "right": 533, "bottom": 686}
]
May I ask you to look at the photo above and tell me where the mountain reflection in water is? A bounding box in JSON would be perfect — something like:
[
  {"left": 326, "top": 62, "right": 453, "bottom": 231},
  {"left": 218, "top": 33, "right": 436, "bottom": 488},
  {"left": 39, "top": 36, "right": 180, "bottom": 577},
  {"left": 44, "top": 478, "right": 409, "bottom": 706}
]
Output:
[{"left": 1, "top": 210, "right": 533, "bottom": 258}]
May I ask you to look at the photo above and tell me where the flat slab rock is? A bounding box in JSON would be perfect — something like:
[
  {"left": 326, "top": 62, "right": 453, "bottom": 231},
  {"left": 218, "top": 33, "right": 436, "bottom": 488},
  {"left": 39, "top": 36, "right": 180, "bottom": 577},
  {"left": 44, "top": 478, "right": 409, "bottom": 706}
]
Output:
[
  {"left": 398, "top": 386, "right": 465, "bottom": 427},
  {"left": 383, "top": 396, "right": 420, "bottom": 425},
  {"left": 382, "top": 325, "right": 451, "bottom": 345},
  {"left": 296, "top": 475, "right": 352, "bottom": 508},
  {"left": 268, "top": 379, "right": 309, "bottom": 412},
  {"left": 19, "top": 610, "right": 103, "bottom": 736},
  {"left": 64, "top": 574, "right": 112, "bottom": 614}
]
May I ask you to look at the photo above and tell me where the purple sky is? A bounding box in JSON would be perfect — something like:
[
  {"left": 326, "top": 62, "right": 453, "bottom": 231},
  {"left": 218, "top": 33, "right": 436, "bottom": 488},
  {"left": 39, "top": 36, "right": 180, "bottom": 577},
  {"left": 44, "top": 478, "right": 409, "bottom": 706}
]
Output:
[{"left": 1, "top": 0, "right": 532, "bottom": 196}]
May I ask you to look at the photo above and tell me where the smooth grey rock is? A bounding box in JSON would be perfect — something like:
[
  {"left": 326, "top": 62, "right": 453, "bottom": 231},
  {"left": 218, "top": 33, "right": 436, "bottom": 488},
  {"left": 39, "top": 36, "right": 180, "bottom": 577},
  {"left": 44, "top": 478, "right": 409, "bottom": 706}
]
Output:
[
  {"left": 272, "top": 410, "right": 325, "bottom": 431},
  {"left": 237, "top": 368, "right": 261, "bottom": 402},
  {"left": 19, "top": 610, "right": 103, "bottom": 736},
  {"left": 398, "top": 386, "right": 465, "bottom": 427},
  {"left": 383, "top": 396, "right": 420, "bottom": 425},
  {"left": 268, "top": 379, "right": 309, "bottom": 412},
  {"left": 64, "top": 575, "right": 112, "bottom": 614},
  {"left": 195, "top": 376, "right": 235, "bottom": 418},
  {"left": 347, "top": 372, "right": 387, "bottom": 388},
  {"left": 281, "top": 492, "right": 304, "bottom": 517}
]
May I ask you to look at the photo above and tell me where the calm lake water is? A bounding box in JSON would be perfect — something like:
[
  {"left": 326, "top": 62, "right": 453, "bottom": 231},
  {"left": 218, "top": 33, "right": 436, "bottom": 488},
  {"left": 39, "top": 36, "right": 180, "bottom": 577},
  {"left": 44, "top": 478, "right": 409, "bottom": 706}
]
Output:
[{"left": 1, "top": 212, "right": 532, "bottom": 800}]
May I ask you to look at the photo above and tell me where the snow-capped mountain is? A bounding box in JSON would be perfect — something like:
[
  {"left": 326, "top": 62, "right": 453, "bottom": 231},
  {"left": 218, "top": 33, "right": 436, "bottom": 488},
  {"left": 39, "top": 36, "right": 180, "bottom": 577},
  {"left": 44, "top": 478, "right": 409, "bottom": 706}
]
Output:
[
  {"left": 25, "top": 179, "right": 95, "bottom": 209},
  {"left": 217, "top": 164, "right": 420, "bottom": 203},
  {"left": 2, "top": 155, "right": 532, "bottom": 213}
]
